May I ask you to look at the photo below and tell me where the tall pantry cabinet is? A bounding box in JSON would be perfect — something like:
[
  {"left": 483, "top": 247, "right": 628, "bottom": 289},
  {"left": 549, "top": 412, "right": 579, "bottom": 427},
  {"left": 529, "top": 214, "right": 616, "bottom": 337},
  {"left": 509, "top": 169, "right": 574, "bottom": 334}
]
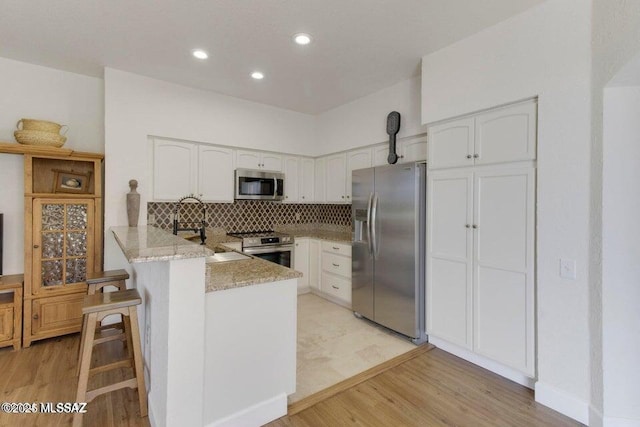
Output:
[
  {"left": 426, "top": 99, "right": 537, "bottom": 377},
  {"left": 22, "top": 151, "right": 103, "bottom": 347}
]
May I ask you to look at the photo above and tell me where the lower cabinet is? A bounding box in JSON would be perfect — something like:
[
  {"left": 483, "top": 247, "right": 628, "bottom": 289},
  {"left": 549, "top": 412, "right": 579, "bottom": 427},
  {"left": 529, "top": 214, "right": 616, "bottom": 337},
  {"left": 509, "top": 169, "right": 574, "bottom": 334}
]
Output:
[
  {"left": 293, "top": 238, "right": 310, "bottom": 293},
  {"left": 30, "top": 293, "right": 85, "bottom": 337},
  {"left": 308, "top": 240, "right": 321, "bottom": 292},
  {"left": 0, "top": 306, "right": 14, "bottom": 342}
]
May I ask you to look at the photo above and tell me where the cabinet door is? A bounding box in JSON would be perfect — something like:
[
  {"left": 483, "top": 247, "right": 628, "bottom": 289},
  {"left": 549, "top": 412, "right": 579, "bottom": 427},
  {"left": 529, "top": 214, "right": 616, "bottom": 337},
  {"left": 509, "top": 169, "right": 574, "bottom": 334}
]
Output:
[
  {"left": 308, "top": 239, "right": 321, "bottom": 291},
  {"left": 299, "top": 158, "right": 315, "bottom": 203},
  {"left": 325, "top": 153, "right": 347, "bottom": 203},
  {"left": 32, "top": 199, "right": 95, "bottom": 295},
  {"left": 294, "top": 238, "right": 310, "bottom": 292},
  {"left": 283, "top": 157, "right": 299, "bottom": 203},
  {"left": 31, "top": 293, "right": 84, "bottom": 336},
  {"left": 198, "top": 145, "right": 234, "bottom": 202},
  {"left": 474, "top": 101, "right": 537, "bottom": 165},
  {"left": 427, "top": 118, "right": 474, "bottom": 169},
  {"left": 372, "top": 144, "right": 390, "bottom": 167},
  {"left": 153, "top": 139, "right": 197, "bottom": 200},
  {"left": 426, "top": 170, "right": 473, "bottom": 349},
  {"left": 346, "top": 148, "right": 372, "bottom": 201},
  {"left": 399, "top": 135, "right": 428, "bottom": 163},
  {"left": 261, "top": 153, "right": 283, "bottom": 172},
  {"left": 473, "top": 167, "right": 535, "bottom": 375},
  {"left": 0, "top": 307, "right": 13, "bottom": 342},
  {"left": 314, "top": 158, "right": 326, "bottom": 203},
  {"left": 235, "top": 150, "right": 262, "bottom": 169}
]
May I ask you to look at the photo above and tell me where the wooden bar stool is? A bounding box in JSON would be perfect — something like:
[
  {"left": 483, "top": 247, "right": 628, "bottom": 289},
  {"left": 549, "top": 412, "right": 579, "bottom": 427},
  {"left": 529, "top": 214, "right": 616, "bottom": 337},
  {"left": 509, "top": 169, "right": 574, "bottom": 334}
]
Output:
[
  {"left": 77, "top": 270, "right": 130, "bottom": 375},
  {"left": 74, "top": 289, "right": 147, "bottom": 427}
]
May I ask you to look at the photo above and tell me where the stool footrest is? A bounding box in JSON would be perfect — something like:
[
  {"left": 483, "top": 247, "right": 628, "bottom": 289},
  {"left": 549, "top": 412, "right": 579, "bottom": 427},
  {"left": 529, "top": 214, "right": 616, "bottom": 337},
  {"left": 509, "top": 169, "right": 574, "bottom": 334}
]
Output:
[
  {"left": 89, "top": 358, "right": 133, "bottom": 377},
  {"left": 85, "top": 378, "right": 137, "bottom": 402}
]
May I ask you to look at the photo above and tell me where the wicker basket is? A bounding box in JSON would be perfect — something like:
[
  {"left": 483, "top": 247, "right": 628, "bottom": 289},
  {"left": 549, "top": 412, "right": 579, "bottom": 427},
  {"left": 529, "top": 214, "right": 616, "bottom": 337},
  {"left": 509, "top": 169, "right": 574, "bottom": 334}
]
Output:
[
  {"left": 16, "top": 118, "right": 68, "bottom": 135},
  {"left": 14, "top": 130, "right": 67, "bottom": 148}
]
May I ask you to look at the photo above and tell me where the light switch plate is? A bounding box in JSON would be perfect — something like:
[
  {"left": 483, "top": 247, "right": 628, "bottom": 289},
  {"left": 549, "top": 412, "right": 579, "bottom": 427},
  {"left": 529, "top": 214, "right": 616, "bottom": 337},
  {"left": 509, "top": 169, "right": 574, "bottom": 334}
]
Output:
[{"left": 560, "top": 258, "right": 576, "bottom": 279}]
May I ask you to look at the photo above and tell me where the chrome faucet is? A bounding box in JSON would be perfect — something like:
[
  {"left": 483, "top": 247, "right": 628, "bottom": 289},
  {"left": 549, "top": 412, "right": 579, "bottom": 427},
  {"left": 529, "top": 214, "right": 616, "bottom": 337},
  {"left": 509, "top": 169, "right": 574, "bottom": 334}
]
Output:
[{"left": 173, "top": 195, "right": 207, "bottom": 245}]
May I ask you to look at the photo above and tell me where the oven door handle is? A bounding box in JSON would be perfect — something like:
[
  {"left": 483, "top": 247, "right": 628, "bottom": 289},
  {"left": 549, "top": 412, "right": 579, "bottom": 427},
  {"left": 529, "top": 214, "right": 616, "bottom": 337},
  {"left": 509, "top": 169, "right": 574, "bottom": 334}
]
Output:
[{"left": 243, "top": 245, "right": 293, "bottom": 255}]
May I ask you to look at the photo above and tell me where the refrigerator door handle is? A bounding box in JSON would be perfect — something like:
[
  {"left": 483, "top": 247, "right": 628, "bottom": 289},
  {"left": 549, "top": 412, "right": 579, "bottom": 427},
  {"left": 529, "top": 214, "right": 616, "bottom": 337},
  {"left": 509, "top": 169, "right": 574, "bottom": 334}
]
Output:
[
  {"left": 366, "top": 192, "right": 374, "bottom": 256},
  {"left": 371, "top": 192, "right": 379, "bottom": 258}
]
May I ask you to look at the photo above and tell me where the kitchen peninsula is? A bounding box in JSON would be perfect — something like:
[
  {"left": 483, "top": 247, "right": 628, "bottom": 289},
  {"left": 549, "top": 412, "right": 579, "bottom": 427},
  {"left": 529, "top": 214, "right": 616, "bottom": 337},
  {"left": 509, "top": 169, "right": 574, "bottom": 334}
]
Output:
[{"left": 105, "top": 225, "right": 300, "bottom": 427}]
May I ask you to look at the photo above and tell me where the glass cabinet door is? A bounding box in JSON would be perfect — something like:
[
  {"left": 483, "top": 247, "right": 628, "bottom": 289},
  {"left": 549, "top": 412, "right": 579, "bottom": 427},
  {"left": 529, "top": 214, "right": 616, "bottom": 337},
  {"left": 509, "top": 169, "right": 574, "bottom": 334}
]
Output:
[{"left": 32, "top": 199, "right": 95, "bottom": 292}]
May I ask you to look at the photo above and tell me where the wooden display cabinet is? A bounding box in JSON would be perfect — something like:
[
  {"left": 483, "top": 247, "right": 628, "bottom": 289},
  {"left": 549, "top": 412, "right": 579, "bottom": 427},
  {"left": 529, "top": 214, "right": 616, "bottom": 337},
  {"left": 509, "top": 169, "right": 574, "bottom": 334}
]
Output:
[{"left": 22, "top": 150, "right": 103, "bottom": 347}]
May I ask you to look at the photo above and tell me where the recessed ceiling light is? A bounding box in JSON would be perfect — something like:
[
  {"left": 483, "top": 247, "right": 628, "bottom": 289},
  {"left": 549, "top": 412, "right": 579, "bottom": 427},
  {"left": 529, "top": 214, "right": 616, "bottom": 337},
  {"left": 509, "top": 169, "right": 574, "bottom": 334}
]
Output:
[
  {"left": 192, "top": 49, "right": 208, "bottom": 60},
  {"left": 293, "top": 33, "right": 312, "bottom": 45},
  {"left": 251, "top": 71, "right": 264, "bottom": 80}
]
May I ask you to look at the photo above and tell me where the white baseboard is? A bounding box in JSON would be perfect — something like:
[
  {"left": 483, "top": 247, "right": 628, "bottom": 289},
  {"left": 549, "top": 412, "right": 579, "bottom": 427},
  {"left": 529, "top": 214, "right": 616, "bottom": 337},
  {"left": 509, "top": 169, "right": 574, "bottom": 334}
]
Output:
[
  {"left": 205, "top": 393, "right": 287, "bottom": 427},
  {"left": 591, "top": 406, "right": 604, "bottom": 427},
  {"left": 603, "top": 416, "right": 640, "bottom": 427},
  {"left": 297, "top": 285, "right": 310, "bottom": 295},
  {"left": 535, "top": 381, "right": 589, "bottom": 425},
  {"left": 428, "top": 336, "right": 535, "bottom": 389},
  {"left": 309, "top": 288, "right": 351, "bottom": 309}
]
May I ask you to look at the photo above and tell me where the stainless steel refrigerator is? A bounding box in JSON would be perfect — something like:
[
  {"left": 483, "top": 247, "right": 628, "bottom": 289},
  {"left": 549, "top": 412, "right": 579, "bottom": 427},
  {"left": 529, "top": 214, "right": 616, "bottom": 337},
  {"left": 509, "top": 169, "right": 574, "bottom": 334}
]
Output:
[{"left": 352, "top": 162, "right": 426, "bottom": 344}]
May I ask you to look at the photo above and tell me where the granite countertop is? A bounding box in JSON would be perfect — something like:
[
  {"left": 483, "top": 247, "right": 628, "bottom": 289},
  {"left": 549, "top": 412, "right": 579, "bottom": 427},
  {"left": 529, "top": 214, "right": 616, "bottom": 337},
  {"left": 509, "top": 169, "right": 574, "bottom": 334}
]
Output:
[
  {"left": 205, "top": 254, "right": 301, "bottom": 292},
  {"left": 111, "top": 226, "right": 214, "bottom": 263}
]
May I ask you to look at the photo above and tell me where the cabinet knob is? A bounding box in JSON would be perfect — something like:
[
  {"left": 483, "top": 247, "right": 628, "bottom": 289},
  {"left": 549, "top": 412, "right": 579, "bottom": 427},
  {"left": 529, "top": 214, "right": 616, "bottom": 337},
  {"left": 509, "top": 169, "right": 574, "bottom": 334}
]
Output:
[
  {"left": 285, "top": 196, "right": 288, "bottom": 199},
  {"left": 341, "top": 196, "right": 345, "bottom": 199},
  {"left": 465, "top": 224, "right": 470, "bottom": 228},
  {"left": 33, "top": 245, "right": 40, "bottom": 249},
  {"left": 33, "top": 314, "right": 39, "bottom": 320},
  {"left": 473, "top": 154, "right": 479, "bottom": 159},
  {"left": 347, "top": 196, "right": 350, "bottom": 199},
  {"left": 472, "top": 224, "right": 478, "bottom": 229},
  {"left": 302, "top": 196, "right": 305, "bottom": 199},
  {"left": 466, "top": 155, "right": 472, "bottom": 159}
]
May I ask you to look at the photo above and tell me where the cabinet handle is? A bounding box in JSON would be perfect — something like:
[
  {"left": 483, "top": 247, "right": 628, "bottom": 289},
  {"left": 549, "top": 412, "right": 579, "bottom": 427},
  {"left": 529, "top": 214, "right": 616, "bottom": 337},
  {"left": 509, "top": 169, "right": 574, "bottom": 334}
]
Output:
[
  {"left": 466, "top": 155, "right": 472, "bottom": 159},
  {"left": 33, "top": 245, "right": 40, "bottom": 249},
  {"left": 332, "top": 285, "right": 339, "bottom": 290},
  {"left": 33, "top": 314, "right": 39, "bottom": 320},
  {"left": 472, "top": 224, "right": 478, "bottom": 229},
  {"left": 474, "top": 154, "right": 479, "bottom": 158},
  {"left": 332, "top": 246, "right": 339, "bottom": 250},
  {"left": 332, "top": 263, "right": 340, "bottom": 267},
  {"left": 465, "top": 224, "right": 470, "bottom": 228}
]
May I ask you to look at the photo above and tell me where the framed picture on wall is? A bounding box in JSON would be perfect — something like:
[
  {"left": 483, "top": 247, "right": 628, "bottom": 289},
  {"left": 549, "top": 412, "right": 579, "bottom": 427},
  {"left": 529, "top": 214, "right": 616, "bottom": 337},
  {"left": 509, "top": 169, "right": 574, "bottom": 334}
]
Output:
[{"left": 52, "top": 169, "right": 92, "bottom": 194}]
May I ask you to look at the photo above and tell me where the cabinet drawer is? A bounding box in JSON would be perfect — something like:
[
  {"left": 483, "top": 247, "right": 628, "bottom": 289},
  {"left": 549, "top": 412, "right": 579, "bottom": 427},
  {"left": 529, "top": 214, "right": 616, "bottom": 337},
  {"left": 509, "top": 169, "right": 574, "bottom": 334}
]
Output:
[
  {"left": 32, "top": 293, "right": 85, "bottom": 335},
  {"left": 0, "top": 307, "right": 14, "bottom": 342},
  {"left": 321, "top": 253, "right": 351, "bottom": 278},
  {"left": 321, "top": 272, "right": 351, "bottom": 303},
  {"left": 321, "top": 241, "right": 352, "bottom": 257}
]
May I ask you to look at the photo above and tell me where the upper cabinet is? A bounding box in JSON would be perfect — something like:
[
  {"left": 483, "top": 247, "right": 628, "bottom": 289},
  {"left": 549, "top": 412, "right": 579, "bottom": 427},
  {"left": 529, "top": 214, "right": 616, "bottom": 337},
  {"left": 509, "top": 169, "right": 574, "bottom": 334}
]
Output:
[
  {"left": 428, "top": 100, "right": 537, "bottom": 169},
  {"left": 236, "top": 149, "right": 282, "bottom": 171},
  {"left": 372, "top": 135, "right": 428, "bottom": 167},
  {"left": 198, "top": 145, "right": 234, "bottom": 202},
  {"left": 152, "top": 138, "right": 233, "bottom": 202},
  {"left": 325, "top": 153, "right": 347, "bottom": 203},
  {"left": 283, "top": 156, "right": 300, "bottom": 203},
  {"left": 300, "top": 158, "right": 315, "bottom": 203},
  {"left": 314, "top": 157, "right": 326, "bottom": 203},
  {"left": 153, "top": 139, "right": 197, "bottom": 201}
]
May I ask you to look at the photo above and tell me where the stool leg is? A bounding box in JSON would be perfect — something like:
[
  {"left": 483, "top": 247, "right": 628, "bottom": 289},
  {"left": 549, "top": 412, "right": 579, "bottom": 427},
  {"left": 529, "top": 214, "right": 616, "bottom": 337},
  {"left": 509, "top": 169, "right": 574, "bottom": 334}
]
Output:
[
  {"left": 128, "top": 306, "right": 148, "bottom": 417},
  {"left": 123, "top": 313, "right": 133, "bottom": 360},
  {"left": 76, "top": 313, "right": 89, "bottom": 377},
  {"left": 74, "top": 312, "right": 97, "bottom": 427}
]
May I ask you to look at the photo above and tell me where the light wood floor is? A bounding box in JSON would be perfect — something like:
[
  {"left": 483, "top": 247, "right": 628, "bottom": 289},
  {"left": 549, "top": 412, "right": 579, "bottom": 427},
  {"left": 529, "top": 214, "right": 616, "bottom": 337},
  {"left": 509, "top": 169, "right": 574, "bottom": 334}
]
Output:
[
  {"left": 0, "top": 334, "right": 582, "bottom": 427},
  {"left": 0, "top": 334, "right": 148, "bottom": 427}
]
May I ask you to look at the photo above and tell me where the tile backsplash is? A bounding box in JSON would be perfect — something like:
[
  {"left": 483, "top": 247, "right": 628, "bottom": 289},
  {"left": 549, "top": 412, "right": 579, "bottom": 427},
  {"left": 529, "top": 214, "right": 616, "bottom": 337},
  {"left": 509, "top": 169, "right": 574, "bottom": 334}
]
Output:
[{"left": 148, "top": 201, "right": 351, "bottom": 233}]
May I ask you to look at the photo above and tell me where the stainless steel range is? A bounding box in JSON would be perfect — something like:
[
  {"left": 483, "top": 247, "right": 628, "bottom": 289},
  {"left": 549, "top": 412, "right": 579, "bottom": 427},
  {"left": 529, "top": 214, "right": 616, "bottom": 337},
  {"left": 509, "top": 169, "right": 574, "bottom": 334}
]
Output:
[{"left": 228, "top": 230, "right": 294, "bottom": 268}]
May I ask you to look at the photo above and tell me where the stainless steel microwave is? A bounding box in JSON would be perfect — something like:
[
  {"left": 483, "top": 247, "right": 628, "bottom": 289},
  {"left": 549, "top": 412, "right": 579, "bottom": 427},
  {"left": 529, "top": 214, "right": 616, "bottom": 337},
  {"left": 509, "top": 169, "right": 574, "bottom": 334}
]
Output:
[{"left": 234, "top": 169, "right": 284, "bottom": 201}]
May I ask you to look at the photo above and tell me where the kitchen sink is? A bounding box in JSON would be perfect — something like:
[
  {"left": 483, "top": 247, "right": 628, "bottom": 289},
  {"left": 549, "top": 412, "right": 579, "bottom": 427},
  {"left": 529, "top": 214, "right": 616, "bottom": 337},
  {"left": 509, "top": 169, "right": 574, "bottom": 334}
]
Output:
[{"left": 205, "top": 252, "right": 250, "bottom": 263}]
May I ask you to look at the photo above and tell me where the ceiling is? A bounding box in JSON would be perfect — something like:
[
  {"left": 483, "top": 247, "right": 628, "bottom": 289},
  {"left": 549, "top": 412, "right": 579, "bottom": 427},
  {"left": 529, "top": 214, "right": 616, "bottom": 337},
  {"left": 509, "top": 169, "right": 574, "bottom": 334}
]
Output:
[{"left": 0, "top": 0, "right": 544, "bottom": 114}]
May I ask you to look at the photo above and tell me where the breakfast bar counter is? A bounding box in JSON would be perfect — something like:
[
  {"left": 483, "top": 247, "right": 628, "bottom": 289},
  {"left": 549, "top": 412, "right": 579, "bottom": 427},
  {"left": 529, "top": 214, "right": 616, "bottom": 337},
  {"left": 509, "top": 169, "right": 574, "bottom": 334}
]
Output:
[{"left": 106, "top": 225, "right": 298, "bottom": 427}]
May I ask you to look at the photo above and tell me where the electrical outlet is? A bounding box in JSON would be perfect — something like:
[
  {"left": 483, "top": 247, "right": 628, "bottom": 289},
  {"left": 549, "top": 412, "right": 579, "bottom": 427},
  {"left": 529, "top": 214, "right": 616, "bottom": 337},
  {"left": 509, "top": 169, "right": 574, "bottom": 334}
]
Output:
[
  {"left": 148, "top": 214, "right": 155, "bottom": 225},
  {"left": 560, "top": 258, "right": 576, "bottom": 280}
]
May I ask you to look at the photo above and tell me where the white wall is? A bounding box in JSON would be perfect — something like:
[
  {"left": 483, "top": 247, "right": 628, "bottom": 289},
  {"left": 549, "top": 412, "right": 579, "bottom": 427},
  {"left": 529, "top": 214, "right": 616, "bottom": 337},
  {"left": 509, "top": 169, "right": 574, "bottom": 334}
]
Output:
[
  {"left": 601, "top": 86, "right": 640, "bottom": 426},
  {"left": 421, "top": 1, "right": 592, "bottom": 423},
  {"left": 103, "top": 68, "right": 316, "bottom": 235},
  {"left": 0, "top": 57, "right": 104, "bottom": 274},
  {"left": 314, "top": 76, "right": 424, "bottom": 156}
]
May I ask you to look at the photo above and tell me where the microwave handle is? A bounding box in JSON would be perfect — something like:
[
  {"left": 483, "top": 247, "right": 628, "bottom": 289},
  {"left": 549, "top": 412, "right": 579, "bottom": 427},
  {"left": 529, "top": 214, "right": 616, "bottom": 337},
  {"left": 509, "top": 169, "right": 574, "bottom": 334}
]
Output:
[{"left": 273, "top": 176, "right": 278, "bottom": 199}]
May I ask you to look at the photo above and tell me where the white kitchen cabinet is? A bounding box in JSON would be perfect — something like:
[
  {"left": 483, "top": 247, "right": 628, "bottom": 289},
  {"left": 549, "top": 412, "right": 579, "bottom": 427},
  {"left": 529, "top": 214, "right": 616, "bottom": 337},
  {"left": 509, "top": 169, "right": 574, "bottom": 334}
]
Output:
[
  {"left": 294, "top": 238, "right": 310, "bottom": 293},
  {"left": 426, "top": 165, "right": 535, "bottom": 376},
  {"left": 325, "top": 153, "right": 347, "bottom": 203},
  {"left": 373, "top": 136, "right": 427, "bottom": 167},
  {"left": 198, "top": 145, "right": 234, "bottom": 202},
  {"left": 153, "top": 139, "right": 197, "bottom": 201},
  {"left": 314, "top": 158, "right": 326, "bottom": 203},
  {"left": 427, "top": 100, "right": 537, "bottom": 170},
  {"left": 372, "top": 144, "right": 390, "bottom": 167},
  {"left": 346, "top": 148, "right": 372, "bottom": 201},
  {"left": 235, "top": 150, "right": 282, "bottom": 171},
  {"left": 283, "top": 156, "right": 299, "bottom": 203},
  {"left": 320, "top": 240, "right": 352, "bottom": 307},
  {"left": 308, "top": 239, "right": 321, "bottom": 291},
  {"left": 300, "top": 158, "right": 315, "bottom": 203}
]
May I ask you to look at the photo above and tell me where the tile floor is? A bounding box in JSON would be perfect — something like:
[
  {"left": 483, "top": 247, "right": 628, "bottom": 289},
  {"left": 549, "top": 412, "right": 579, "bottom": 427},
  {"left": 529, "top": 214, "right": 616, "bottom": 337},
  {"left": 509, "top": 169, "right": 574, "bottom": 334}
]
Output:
[{"left": 290, "top": 293, "right": 416, "bottom": 403}]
